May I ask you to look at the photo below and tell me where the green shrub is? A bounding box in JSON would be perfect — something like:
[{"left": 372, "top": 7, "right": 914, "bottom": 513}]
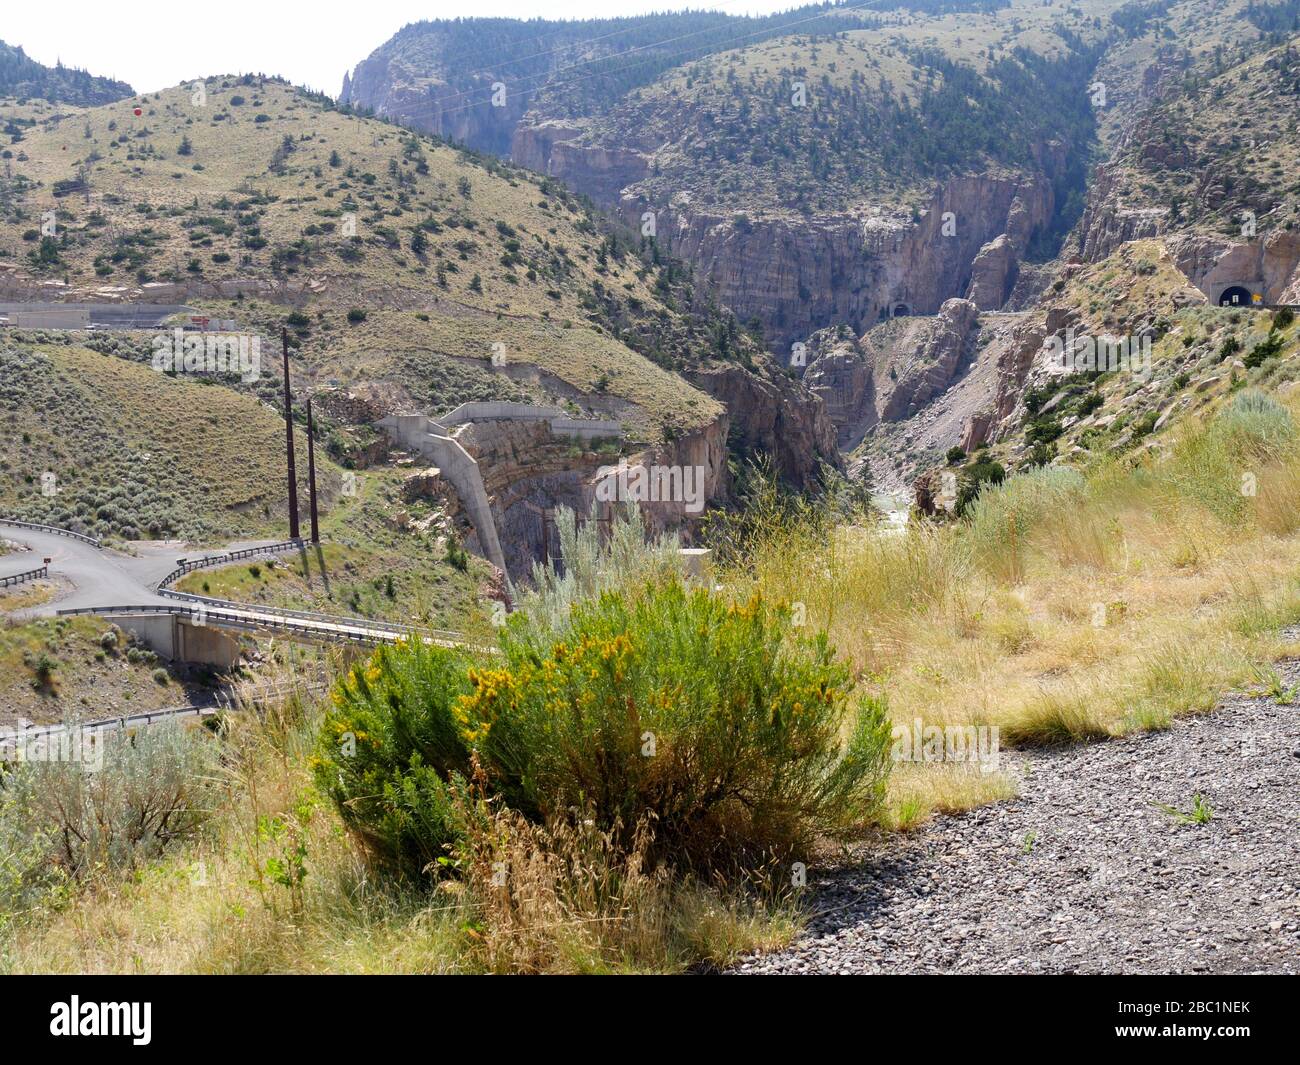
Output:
[
  {"left": 316, "top": 581, "right": 892, "bottom": 877},
  {"left": 314, "top": 642, "right": 477, "bottom": 878},
  {"left": 1243, "top": 329, "right": 1285, "bottom": 369},
  {"left": 955, "top": 457, "right": 1006, "bottom": 515},
  {"left": 0, "top": 722, "right": 217, "bottom": 909}
]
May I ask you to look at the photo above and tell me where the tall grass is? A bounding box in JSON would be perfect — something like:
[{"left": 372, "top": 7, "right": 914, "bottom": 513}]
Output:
[{"left": 713, "top": 387, "right": 1300, "bottom": 775}]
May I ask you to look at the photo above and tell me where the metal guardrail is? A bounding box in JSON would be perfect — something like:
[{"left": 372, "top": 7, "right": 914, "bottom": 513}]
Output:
[
  {"left": 156, "top": 587, "right": 467, "bottom": 641},
  {"left": 0, "top": 518, "right": 102, "bottom": 548},
  {"left": 157, "top": 538, "right": 305, "bottom": 590},
  {"left": 0, "top": 681, "right": 331, "bottom": 746},
  {"left": 0, "top": 564, "right": 47, "bottom": 588},
  {"left": 54, "top": 602, "right": 478, "bottom": 650}
]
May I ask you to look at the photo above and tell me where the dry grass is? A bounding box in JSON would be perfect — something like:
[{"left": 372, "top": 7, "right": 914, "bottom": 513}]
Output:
[
  {"left": 718, "top": 389, "right": 1300, "bottom": 826},
  {"left": 0, "top": 668, "right": 797, "bottom": 974}
]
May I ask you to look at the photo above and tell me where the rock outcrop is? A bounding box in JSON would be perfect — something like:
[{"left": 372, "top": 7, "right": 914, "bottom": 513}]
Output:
[
  {"left": 1077, "top": 162, "right": 1168, "bottom": 264},
  {"left": 1165, "top": 229, "right": 1300, "bottom": 305},
  {"left": 687, "top": 363, "right": 840, "bottom": 484},
  {"left": 876, "top": 299, "right": 981, "bottom": 421},
  {"left": 966, "top": 234, "right": 1019, "bottom": 311},
  {"left": 601, "top": 170, "right": 1054, "bottom": 347},
  {"left": 801, "top": 331, "right": 876, "bottom": 448}
]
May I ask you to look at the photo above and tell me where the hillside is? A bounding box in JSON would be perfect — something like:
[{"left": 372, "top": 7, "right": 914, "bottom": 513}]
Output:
[
  {"left": 0, "top": 76, "right": 755, "bottom": 443},
  {"left": 0, "top": 41, "right": 132, "bottom": 106},
  {"left": 344, "top": 1, "right": 1300, "bottom": 352},
  {"left": 0, "top": 331, "right": 493, "bottom": 629}
]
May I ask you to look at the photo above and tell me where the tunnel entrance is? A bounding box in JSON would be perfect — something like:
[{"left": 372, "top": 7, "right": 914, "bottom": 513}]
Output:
[
  {"left": 892, "top": 303, "right": 911, "bottom": 318},
  {"left": 1218, "top": 286, "right": 1254, "bottom": 307}
]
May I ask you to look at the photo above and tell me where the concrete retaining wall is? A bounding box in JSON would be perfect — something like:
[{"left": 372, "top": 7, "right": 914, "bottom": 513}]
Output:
[
  {"left": 378, "top": 415, "right": 507, "bottom": 572},
  {"left": 439, "top": 401, "right": 621, "bottom": 441}
]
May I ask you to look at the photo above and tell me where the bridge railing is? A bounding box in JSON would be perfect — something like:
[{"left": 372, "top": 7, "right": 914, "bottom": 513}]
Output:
[
  {"left": 157, "top": 538, "right": 305, "bottom": 590},
  {"left": 0, "top": 518, "right": 102, "bottom": 548},
  {"left": 0, "top": 680, "right": 330, "bottom": 746},
  {"left": 0, "top": 564, "right": 48, "bottom": 588},
  {"left": 156, "top": 588, "right": 467, "bottom": 641},
  {"left": 55, "top": 602, "right": 481, "bottom": 650}
]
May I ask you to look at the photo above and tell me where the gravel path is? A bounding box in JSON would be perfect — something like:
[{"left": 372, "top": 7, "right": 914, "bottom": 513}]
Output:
[{"left": 738, "top": 661, "right": 1300, "bottom": 974}]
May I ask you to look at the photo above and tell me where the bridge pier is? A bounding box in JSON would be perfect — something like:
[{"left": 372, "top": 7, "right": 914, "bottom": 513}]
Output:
[{"left": 113, "top": 613, "right": 241, "bottom": 670}]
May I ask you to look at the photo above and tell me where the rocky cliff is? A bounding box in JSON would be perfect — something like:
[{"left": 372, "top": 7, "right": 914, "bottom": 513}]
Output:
[
  {"left": 800, "top": 298, "right": 983, "bottom": 452},
  {"left": 593, "top": 171, "right": 1055, "bottom": 348},
  {"left": 686, "top": 362, "right": 840, "bottom": 485}
]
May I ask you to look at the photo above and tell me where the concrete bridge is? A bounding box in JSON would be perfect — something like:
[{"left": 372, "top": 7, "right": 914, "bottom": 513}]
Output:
[{"left": 0, "top": 520, "right": 475, "bottom": 666}]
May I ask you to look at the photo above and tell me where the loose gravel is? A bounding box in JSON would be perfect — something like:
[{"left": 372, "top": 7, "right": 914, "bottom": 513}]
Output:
[{"left": 737, "top": 661, "right": 1300, "bottom": 974}]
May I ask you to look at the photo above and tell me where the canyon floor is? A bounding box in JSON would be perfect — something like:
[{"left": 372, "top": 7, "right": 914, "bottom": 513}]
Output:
[{"left": 736, "top": 651, "right": 1300, "bottom": 975}]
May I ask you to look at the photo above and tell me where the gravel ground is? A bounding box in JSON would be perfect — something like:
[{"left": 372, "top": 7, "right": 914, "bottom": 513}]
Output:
[{"left": 737, "top": 661, "right": 1300, "bottom": 974}]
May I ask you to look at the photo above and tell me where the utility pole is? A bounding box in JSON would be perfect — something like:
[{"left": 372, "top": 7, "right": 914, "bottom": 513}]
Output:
[
  {"left": 305, "top": 395, "right": 320, "bottom": 544},
  {"left": 282, "top": 329, "right": 300, "bottom": 541}
]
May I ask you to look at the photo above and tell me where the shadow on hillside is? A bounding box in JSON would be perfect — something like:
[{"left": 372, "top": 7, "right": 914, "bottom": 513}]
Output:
[{"left": 293, "top": 545, "right": 332, "bottom": 596}]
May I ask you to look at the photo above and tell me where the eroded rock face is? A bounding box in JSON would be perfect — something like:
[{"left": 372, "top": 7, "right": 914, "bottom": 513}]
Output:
[
  {"left": 797, "top": 298, "right": 984, "bottom": 456},
  {"left": 966, "top": 234, "right": 1019, "bottom": 310},
  {"left": 686, "top": 363, "right": 840, "bottom": 485},
  {"left": 446, "top": 412, "right": 731, "bottom": 575},
  {"left": 1166, "top": 229, "right": 1300, "bottom": 304},
  {"left": 1078, "top": 162, "right": 1168, "bottom": 263},
  {"left": 874, "top": 298, "right": 981, "bottom": 422},
  {"left": 801, "top": 333, "right": 876, "bottom": 448},
  {"left": 598, "top": 171, "right": 1053, "bottom": 347},
  {"left": 981, "top": 315, "right": 1050, "bottom": 444},
  {"left": 342, "top": 55, "right": 526, "bottom": 157},
  {"left": 513, "top": 122, "right": 649, "bottom": 203}
]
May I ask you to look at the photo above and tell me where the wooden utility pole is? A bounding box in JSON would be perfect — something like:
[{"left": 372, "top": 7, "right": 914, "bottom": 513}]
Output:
[
  {"left": 305, "top": 395, "right": 320, "bottom": 544},
  {"left": 281, "top": 329, "right": 300, "bottom": 540}
]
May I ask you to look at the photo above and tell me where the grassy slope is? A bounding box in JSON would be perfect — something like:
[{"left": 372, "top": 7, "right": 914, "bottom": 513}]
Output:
[
  {"left": 0, "top": 333, "right": 491, "bottom": 633},
  {"left": 1015, "top": 240, "right": 1300, "bottom": 463},
  {"left": 576, "top": 0, "right": 1124, "bottom": 217},
  {"left": 173, "top": 466, "right": 495, "bottom": 633},
  {"left": 1100, "top": 33, "right": 1300, "bottom": 239},
  {"left": 0, "top": 334, "right": 315, "bottom": 541},
  {"left": 0, "top": 78, "right": 722, "bottom": 439},
  {"left": 0, "top": 615, "right": 211, "bottom": 727}
]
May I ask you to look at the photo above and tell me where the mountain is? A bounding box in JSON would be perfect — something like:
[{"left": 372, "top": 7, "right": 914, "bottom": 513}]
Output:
[
  {"left": 0, "top": 73, "right": 842, "bottom": 587},
  {"left": 342, "top": 3, "right": 1118, "bottom": 347},
  {"left": 342, "top": 1, "right": 1300, "bottom": 397},
  {"left": 0, "top": 41, "right": 132, "bottom": 106}
]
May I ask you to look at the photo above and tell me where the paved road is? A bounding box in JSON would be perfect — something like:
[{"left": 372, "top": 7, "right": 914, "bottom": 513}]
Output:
[
  {"left": 0, "top": 523, "right": 472, "bottom": 649},
  {"left": 0, "top": 302, "right": 192, "bottom": 328},
  {"left": 0, "top": 526, "right": 169, "bottom": 615},
  {"left": 0, "top": 523, "right": 287, "bottom": 617}
]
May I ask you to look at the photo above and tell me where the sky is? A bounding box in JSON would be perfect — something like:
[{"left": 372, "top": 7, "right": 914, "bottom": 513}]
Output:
[{"left": 4, "top": 0, "right": 807, "bottom": 98}]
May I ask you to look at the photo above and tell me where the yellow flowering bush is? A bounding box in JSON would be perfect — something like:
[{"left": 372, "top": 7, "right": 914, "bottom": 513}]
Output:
[
  {"left": 317, "top": 581, "right": 891, "bottom": 876},
  {"left": 461, "top": 580, "right": 892, "bottom": 867}
]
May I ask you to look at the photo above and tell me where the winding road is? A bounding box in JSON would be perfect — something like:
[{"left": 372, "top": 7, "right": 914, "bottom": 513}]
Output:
[{"left": 0, "top": 521, "right": 472, "bottom": 648}]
